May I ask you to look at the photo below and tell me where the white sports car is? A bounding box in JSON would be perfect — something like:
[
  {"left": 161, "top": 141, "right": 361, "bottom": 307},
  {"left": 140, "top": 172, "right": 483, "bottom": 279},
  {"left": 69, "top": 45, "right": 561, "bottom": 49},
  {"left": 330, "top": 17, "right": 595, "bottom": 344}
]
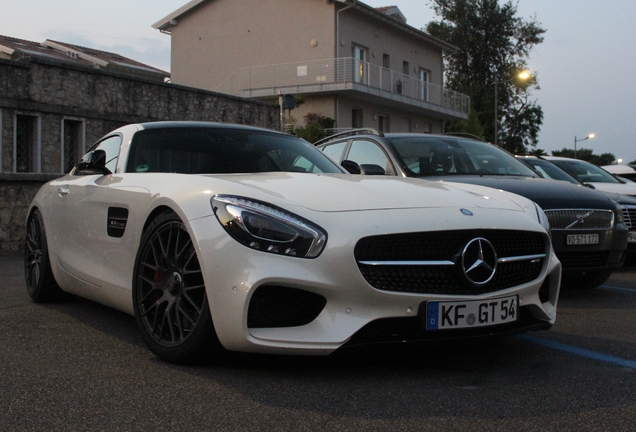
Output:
[{"left": 25, "top": 122, "right": 561, "bottom": 364}]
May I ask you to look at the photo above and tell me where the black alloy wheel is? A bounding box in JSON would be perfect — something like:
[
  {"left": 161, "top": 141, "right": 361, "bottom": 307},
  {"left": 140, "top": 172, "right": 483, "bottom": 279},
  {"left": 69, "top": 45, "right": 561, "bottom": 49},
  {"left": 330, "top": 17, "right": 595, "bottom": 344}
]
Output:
[
  {"left": 24, "top": 210, "right": 64, "bottom": 302},
  {"left": 133, "top": 210, "right": 222, "bottom": 364}
]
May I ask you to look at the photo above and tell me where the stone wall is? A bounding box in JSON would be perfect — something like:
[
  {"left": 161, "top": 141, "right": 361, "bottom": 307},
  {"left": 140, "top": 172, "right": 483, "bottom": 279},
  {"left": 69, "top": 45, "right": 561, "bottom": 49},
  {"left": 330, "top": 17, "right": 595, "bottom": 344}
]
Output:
[
  {"left": 0, "top": 57, "right": 280, "bottom": 255},
  {"left": 0, "top": 173, "right": 59, "bottom": 255}
]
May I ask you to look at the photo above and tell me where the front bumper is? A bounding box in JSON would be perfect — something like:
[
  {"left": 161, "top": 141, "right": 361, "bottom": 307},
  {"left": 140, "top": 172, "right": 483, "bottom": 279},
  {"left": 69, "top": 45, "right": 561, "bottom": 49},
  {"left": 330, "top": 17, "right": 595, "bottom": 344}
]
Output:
[{"left": 189, "top": 208, "right": 562, "bottom": 355}]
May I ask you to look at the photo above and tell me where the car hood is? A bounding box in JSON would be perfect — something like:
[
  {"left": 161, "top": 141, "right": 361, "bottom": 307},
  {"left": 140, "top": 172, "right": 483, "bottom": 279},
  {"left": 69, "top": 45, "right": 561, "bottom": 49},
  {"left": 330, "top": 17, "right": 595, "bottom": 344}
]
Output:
[
  {"left": 212, "top": 173, "right": 529, "bottom": 213},
  {"left": 423, "top": 175, "right": 616, "bottom": 211},
  {"left": 587, "top": 182, "right": 636, "bottom": 196}
]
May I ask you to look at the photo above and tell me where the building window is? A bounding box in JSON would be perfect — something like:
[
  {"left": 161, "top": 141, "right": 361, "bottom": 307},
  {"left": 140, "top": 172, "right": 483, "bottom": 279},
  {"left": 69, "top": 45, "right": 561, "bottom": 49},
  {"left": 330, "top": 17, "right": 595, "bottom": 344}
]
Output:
[
  {"left": 383, "top": 54, "right": 390, "bottom": 69},
  {"left": 15, "top": 114, "right": 39, "bottom": 173},
  {"left": 402, "top": 61, "right": 410, "bottom": 76},
  {"left": 352, "top": 109, "right": 363, "bottom": 128},
  {"left": 62, "top": 119, "right": 85, "bottom": 173},
  {"left": 353, "top": 45, "right": 367, "bottom": 83},
  {"left": 419, "top": 68, "right": 430, "bottom": 102}
]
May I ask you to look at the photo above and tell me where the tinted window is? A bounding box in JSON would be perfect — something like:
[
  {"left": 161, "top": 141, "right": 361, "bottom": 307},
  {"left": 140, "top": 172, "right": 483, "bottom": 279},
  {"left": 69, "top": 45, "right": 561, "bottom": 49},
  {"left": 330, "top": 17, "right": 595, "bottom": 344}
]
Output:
[
  {"left": 347, "top": 140, "right": 394, "bottom": 175},
  {"left": 126, "top": 127, "right": 343, "bottom": 174},
  {"left": 521, "top": 158, "right": 580, "bottom": 184},
  {"left": 550, "top": 159, "right": 621, "bottom": 184},
  {"left": 321, "top": 142, "right": 347, "bottom": 163},
  {"left": 387, "top": 136, "right": 538, "bottom": 177},
  {"left": 95, "top": 135, "right": 122, "bottom": 173}
]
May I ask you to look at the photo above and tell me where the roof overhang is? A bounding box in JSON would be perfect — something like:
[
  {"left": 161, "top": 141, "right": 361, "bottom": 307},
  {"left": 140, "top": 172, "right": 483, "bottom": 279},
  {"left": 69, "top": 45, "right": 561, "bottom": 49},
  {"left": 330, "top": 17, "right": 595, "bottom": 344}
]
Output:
[{"left": 153, "top": 0, "right": 209, "bottom": 32}]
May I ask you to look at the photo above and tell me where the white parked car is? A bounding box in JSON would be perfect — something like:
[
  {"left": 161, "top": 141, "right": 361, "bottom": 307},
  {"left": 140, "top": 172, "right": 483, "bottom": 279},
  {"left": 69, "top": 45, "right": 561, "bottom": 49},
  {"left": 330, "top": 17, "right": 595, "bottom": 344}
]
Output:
[
  {"left": 25, "top": 122, "right": 561, "bottom": 364},
  {"left": 545, "top": 156, "right": 636, "bottom": 196},
  {"left": 601, "top": 164, "right": 636, "bottom": 182}
]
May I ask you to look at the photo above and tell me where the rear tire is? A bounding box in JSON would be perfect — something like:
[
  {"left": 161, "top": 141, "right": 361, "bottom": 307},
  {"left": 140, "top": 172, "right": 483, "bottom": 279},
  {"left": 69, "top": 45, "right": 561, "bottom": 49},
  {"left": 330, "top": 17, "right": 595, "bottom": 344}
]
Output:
[
  {"left": 24, "top": 210, "right": 65, "bottom": 302},
  {"left": 132, "top": 210, "right": 223, "bottom": 364}
]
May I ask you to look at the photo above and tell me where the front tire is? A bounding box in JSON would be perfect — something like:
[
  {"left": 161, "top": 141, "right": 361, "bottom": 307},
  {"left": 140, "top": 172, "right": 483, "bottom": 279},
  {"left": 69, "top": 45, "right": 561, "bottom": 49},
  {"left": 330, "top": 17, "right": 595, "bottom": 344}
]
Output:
[
  {"left": 24, "top": 210, "right": 65, "bottom": 302},
  {"left": 132, "top": 210, "right": 223, "bottom": 364}
]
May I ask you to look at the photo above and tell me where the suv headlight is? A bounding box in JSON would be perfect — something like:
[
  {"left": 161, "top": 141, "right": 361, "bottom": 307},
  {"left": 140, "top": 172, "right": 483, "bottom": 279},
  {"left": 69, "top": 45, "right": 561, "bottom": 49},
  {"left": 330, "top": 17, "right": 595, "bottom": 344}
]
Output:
[{"left": 212, "top": 195, "right": 327, "bottom": 258}]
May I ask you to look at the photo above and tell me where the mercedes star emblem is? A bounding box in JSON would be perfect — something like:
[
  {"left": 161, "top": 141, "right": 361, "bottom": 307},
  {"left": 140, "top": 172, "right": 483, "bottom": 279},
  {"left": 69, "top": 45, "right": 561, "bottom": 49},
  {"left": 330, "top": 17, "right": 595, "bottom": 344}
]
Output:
[{"left": 461, "top": 237, "right": 498, "bottom": 286}]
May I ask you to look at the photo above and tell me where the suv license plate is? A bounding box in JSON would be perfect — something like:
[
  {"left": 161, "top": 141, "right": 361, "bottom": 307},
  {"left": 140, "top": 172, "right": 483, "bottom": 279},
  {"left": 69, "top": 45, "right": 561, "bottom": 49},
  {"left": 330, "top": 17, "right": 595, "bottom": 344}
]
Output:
[
  {"left": 567, "top": 234, "right": 599, "bottom": 245},
  {"left": 425, "top": 295, "right": 518, "bottom": 330},
  {"left": 629, "top": 231, "right": 636, "bottom": 243}
]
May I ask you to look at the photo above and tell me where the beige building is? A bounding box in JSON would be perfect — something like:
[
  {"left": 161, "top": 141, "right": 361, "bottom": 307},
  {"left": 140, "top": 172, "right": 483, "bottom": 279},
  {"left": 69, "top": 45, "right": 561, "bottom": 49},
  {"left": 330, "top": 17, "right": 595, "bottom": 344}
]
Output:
[{"left": 154, "top": 0, "right": 470, "bottom": 134}]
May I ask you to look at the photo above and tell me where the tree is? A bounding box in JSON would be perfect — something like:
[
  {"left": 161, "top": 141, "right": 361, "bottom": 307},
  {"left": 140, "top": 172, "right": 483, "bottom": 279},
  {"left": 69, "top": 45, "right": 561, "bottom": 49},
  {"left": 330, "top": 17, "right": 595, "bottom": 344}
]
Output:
[
  {"left": 443, "top": 109, "right": 485, "bottom": 139},
  {"left": 293, "top": 113, "right": 335, "bottom": 143},
  {"left": 425, "top": 0, "right": 545, "bottom": 153},
  {"left": 551, "top": 148, "right": 615, "bottom": 166}
]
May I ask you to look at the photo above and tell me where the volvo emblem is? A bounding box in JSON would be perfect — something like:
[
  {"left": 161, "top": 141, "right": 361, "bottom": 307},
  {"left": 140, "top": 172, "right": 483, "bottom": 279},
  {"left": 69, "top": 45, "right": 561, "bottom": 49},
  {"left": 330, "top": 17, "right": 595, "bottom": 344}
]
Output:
[
  {"left": 460, "top": 208, "right": 474, "bottom": 216},
  {"left": 461, "top": 238, "right": 497, "bottom": 286},
  {"left": 566, "top": 211, "right": 594, "bottom": 229}
]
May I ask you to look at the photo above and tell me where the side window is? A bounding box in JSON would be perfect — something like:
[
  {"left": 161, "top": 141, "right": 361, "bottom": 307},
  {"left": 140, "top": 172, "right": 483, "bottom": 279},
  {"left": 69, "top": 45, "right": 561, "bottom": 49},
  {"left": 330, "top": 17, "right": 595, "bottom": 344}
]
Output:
[
  {"left": 95, "top": 135, "right": 122, "bottom": 173},
  {"left": 346, "top": 140, "right": 395, "bottom": 175},
  {"left": 320, "top": 142, "right": 347, "bottom": 163}
]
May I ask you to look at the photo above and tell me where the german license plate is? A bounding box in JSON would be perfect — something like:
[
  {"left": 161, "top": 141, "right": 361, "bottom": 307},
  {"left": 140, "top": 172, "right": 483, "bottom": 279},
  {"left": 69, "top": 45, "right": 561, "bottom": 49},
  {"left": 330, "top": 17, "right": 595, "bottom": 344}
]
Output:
[
  {"left": 425, "top": 295, "right": 518, "bottom": 330},
  {"left": 567, "top": 234, "right": 599, "bottom": 245},
  {"left": 629, "top": 231, "right": 636, "bottom": 243}
]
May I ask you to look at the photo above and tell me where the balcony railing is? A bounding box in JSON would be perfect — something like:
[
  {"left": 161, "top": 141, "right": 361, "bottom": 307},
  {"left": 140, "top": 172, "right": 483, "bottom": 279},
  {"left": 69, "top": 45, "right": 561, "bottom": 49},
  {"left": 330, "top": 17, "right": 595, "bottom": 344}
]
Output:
[{"left": 216, "top": 57, "right": 470, "bottom": 116}]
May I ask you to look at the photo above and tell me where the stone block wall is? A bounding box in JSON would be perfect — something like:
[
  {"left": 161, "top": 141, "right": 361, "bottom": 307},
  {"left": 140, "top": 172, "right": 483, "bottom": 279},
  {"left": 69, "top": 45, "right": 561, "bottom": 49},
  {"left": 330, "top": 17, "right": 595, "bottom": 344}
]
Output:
[{"left": 0, "top": 57, "right": 280, "bottom": 254}]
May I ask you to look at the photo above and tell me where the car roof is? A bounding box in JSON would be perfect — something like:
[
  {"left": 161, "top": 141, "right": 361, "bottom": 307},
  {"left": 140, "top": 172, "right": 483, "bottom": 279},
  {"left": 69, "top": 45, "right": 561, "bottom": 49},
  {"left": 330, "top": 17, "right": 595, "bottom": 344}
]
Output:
[
  {"left": 137, "top": 121, "right": 288, "bottom": 135},
  {"left": 602, "top": 165, "right": 636, "bottom": 174}
]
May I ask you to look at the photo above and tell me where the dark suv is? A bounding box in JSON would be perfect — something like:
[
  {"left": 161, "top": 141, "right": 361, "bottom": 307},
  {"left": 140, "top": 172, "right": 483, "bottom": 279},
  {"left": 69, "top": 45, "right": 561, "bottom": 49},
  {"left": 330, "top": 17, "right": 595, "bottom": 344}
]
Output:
[{"left": 315, "top": 129, "right": 629, "bottom": 289}]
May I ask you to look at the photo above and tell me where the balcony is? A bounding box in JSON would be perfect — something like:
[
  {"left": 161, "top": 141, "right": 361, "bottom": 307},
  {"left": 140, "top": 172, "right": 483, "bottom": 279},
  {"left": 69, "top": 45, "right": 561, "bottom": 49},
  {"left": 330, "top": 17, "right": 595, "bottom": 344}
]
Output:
[{"left": 215, "top": 57, "right": 470, "bottom": 121}]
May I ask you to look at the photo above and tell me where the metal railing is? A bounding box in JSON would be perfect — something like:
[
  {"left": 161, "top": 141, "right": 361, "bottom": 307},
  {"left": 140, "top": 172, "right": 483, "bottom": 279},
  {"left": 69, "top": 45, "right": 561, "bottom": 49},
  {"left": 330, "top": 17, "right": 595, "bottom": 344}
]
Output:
[{"left": 216, "top": 57, "right": 470, "bottom": 115}]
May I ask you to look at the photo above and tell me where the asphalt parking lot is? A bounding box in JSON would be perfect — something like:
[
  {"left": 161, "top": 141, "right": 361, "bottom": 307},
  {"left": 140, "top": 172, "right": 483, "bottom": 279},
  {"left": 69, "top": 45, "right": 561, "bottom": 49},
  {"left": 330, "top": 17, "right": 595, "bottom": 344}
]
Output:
[{"left": 1, "top": 255, "right": 635, "bottom": 431}]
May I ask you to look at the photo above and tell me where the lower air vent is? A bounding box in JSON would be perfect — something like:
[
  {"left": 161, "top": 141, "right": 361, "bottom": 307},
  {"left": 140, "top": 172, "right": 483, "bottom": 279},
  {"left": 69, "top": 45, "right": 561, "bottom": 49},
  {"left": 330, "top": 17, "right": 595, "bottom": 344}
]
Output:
[{"left": 248, "top": 286, "right": 326, "bottom": 328}]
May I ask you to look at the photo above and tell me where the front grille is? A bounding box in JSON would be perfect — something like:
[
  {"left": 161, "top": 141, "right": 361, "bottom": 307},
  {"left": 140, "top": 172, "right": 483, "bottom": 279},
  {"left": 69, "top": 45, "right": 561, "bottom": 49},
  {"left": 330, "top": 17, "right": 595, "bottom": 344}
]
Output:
[
  {"left": 622, "top": 206, "right": 636, "bottom": 229},
  {"left": 545, "top": 209, "right": 614, "bottom": 230},
  {"left": 557, "top": 251, "right": 610, "bottom": 269},
  {"left": 355, "top": 230, "right": 546, "bottom": 295}
]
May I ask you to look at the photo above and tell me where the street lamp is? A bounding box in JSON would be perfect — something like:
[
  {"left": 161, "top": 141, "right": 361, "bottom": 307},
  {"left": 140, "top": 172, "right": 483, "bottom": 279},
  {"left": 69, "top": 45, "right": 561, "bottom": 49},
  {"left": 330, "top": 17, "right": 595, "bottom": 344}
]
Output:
[
  {"left": 494, "top": 70, "right": 530, "bottom": 146},
  {"left": 574, "top": 133, "right": 595, "bottom": 159}
]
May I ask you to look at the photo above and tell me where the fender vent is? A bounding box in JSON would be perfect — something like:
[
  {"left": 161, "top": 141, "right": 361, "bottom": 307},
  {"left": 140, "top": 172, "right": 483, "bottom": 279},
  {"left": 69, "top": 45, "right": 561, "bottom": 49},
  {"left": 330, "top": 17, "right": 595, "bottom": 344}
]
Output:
[{"left": 107, "top": 207, "right": 129, "bottom": 238}]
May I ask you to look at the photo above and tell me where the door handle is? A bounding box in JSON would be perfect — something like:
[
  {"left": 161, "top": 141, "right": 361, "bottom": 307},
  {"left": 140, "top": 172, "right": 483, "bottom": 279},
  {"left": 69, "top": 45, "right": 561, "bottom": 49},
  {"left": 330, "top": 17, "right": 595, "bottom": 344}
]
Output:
[{"left": 58, "top": 186, "right": 69, "bottom": 197}]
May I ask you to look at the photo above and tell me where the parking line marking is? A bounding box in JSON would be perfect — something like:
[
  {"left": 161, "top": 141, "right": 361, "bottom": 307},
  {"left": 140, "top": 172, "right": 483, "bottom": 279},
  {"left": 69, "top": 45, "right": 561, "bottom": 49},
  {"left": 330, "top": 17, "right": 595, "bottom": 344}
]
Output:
[
  {"left": 517, "top": 335, "right": 636, "bottom": 370},
  {"left": 599, "top": 285, "right": 636, "bottom": 293}
]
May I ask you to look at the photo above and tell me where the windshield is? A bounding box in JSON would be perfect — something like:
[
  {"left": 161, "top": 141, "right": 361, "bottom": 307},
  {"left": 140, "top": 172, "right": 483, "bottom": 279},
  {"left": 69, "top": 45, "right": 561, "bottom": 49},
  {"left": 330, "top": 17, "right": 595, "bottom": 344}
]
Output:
[
  {"left": 549, "top": 159, "right": 621, "bottom": 184},
  {"left": 126, "top": 127, "right": 343, "bottom": 174},
  {"left": 518, "top": 158, "right": 580, "bottom": 184},
  {"left": 387, "top": 136, "right": 539, "bottom": 177}
]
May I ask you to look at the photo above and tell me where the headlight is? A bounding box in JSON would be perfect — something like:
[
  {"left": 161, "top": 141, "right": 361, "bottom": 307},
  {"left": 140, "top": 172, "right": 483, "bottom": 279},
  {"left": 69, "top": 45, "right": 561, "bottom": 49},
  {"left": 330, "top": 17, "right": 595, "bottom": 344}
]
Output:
[
  {"left": 534, "top": 203, "right": 551, "bottom": 233},
  {"left": 608, "top": 199, "right": 625, "bottom": 224},
  {"left": 615, "top": 205, "right": 625, "bottom": 224},
  {"left": 212, "top": 195, "right": 327, "bottom": 258}
]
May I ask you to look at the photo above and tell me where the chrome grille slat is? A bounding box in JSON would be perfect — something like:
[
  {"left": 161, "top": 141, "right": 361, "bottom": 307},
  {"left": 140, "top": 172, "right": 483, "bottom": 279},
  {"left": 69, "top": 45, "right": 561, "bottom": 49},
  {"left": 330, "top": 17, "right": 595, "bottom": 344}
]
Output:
[{"left": 544, "top": 209, "right": 614, "bottom": 230}]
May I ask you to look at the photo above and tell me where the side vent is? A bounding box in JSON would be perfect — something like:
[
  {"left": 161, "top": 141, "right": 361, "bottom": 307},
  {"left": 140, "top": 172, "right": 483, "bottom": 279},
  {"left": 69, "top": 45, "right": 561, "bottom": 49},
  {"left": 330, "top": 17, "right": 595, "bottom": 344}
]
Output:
[{"left": 107, "top": 207, "right": 129, "bottom": 238}]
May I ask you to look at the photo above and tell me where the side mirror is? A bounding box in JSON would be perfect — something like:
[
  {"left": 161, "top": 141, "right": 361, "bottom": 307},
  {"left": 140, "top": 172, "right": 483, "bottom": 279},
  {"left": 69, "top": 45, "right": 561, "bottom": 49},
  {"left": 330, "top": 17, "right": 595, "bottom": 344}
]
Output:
[
  {"left": 75, "top": 149, "right": 112, "bottom": 175},
  {"left": 359, "top": 164, "right": 386, "bottom": 176},
  {"left": 341, "top": 160, "right": 361, "bottom": 174}
]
